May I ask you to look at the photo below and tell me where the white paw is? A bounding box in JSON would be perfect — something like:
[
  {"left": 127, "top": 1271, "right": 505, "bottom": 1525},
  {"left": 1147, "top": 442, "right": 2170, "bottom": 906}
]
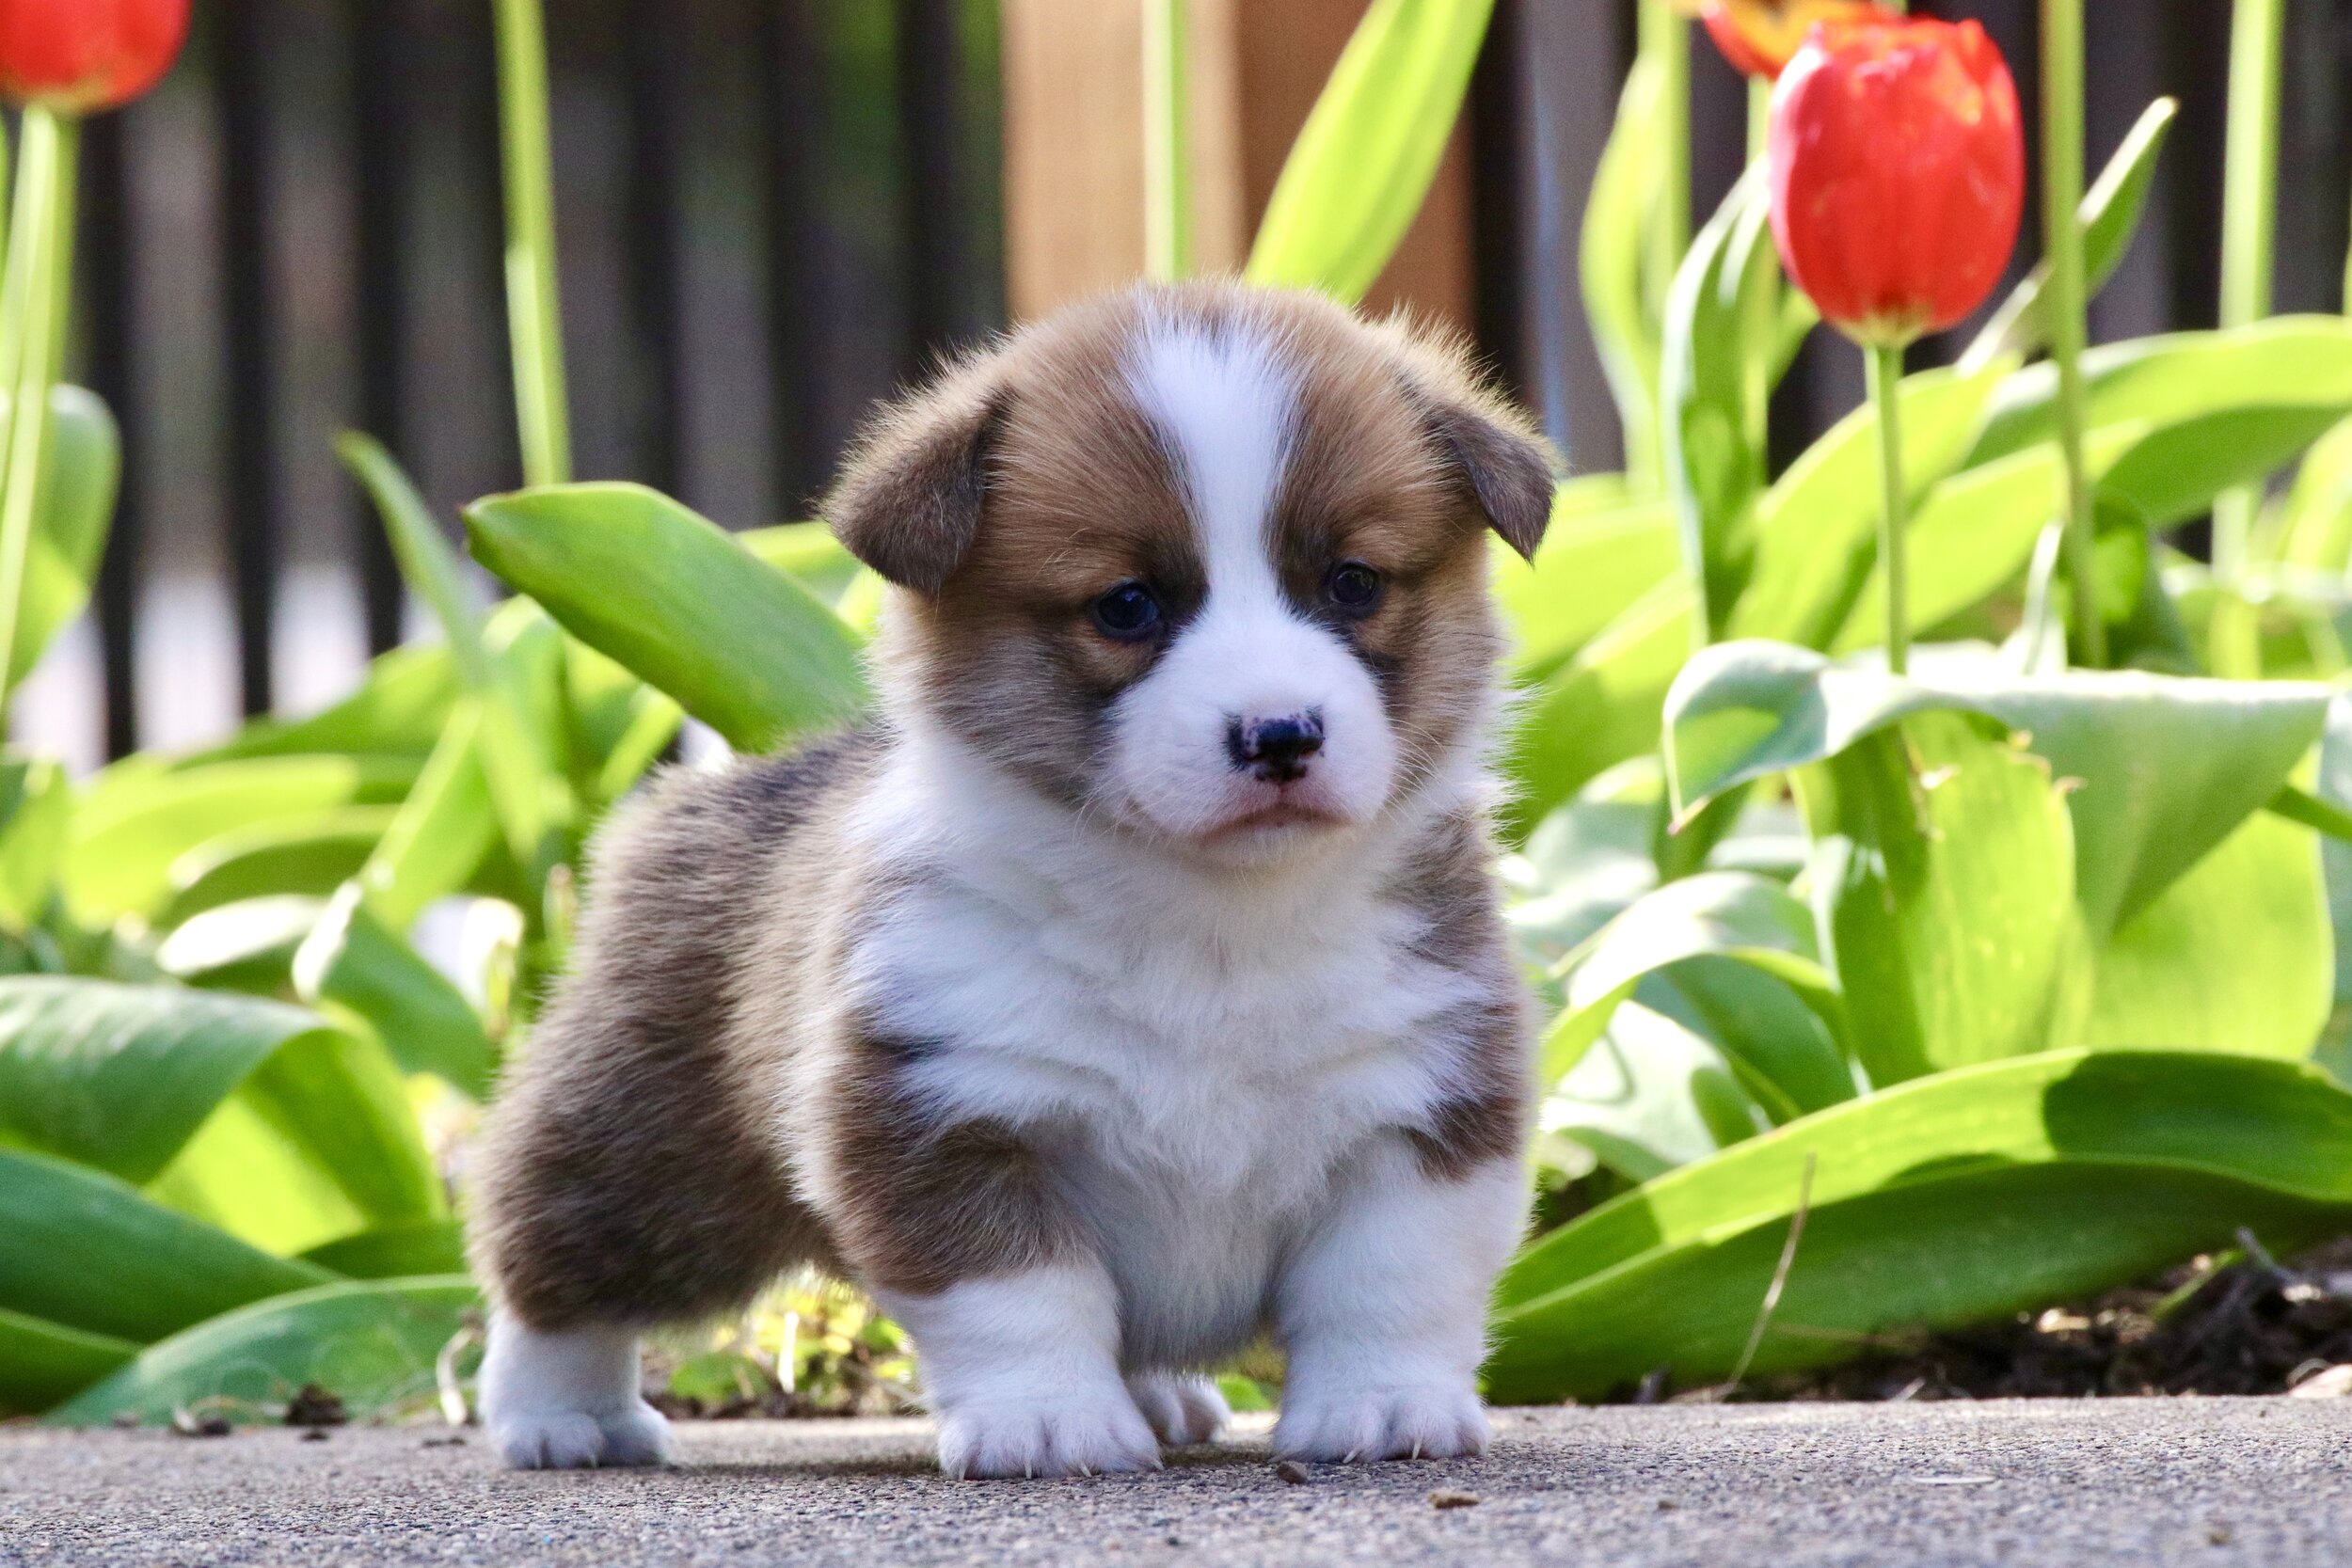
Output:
[
  {"left": 489, "top": 1400, "right": 673, "bottom": 1470},
  {"left": 1126, "top": 1371, "right": 1231, "bottom": 1448},
  {"left": 1273, "top": 1382, "right": 1489, "bottom": 1464},
  {"left": 936, "top": 1386, "right": 1161, "bottom": 1480}
]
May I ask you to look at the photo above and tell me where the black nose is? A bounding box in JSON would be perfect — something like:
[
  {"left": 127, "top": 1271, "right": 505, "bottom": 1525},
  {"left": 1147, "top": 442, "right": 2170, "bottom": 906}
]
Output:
[{"left": 1227, "top": 711, "right": 1326, "bottom": 784}]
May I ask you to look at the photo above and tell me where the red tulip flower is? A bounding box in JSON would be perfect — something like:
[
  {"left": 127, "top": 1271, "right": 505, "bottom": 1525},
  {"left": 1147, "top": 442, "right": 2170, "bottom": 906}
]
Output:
[
  {"left": 0, "top": 0, "right": 186, "bottom": 115},
  {"left": 1767, "top": 18, "right": 2026, "bottom": 349},
  {"left": 1679, "top": 0, "right": 1895, "bottom": 82}
]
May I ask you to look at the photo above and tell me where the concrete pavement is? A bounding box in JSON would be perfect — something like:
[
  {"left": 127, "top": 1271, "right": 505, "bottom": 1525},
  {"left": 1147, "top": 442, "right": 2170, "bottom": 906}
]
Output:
[{"left": 4, "top": 1400, "right": 2348, "bottom": 1566}]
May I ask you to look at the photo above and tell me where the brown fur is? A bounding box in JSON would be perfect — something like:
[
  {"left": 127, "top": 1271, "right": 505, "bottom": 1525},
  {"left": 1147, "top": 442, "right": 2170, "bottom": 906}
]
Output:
[
  {"left": 468, "top": 736, "right": 874, "bottom": 1326},
  {"left": 1387, "top": 807, "right": 1535, "bottom": 1180}
]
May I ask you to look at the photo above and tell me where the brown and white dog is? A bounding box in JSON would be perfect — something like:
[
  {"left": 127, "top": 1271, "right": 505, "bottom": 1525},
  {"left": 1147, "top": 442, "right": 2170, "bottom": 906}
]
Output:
[{"left": 469, "top": 280, "right": 1554, "bottom": 1479}]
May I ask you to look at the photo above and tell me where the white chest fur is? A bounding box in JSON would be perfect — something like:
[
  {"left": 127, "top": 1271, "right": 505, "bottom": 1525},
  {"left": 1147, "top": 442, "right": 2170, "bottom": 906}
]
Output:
[{"left": 834, "top": 729, "right": 1488, "bottom": 1363}]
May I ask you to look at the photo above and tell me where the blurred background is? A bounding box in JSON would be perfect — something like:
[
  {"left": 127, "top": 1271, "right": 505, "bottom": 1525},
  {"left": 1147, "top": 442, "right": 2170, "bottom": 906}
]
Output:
[{"left": 23, "top": 0, "right": 2352, "bottom": 772}]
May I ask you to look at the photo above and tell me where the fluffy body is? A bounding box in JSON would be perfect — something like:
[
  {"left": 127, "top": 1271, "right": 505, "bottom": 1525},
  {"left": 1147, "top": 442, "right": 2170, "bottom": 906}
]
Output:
[{"left": 470, "top": 281, "right": 1554, "bottom": 1477}]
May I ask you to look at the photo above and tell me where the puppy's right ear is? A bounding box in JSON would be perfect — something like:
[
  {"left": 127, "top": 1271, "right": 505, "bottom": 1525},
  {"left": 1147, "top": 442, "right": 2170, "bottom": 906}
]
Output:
[{"left": 823, "top": 360, "right": 1004, "bottom": 594}]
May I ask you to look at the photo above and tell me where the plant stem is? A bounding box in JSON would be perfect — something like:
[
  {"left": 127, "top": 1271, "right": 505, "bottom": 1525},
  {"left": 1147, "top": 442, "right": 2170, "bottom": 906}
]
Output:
[
  {"left": 493, "top": 0, "right": 572, "bottom": 489},
  {"left": 0, "top": 109, "right": 73, "bottom": 713},
  {"left": 2041, "top": 0, "right": 2104, "bottom": 668},
  {"left": 1867, "top": 341, "right": 1909, "bottom": 677},
  {"left": 1638, "top": 0, "right": 1689, "bottom": 316},
  {"left": 1142, "top": 0, "right": 1190, "bottom": 281},
  {"left": 2214, "top": 0, "right": 2283, "bottom": 584}
]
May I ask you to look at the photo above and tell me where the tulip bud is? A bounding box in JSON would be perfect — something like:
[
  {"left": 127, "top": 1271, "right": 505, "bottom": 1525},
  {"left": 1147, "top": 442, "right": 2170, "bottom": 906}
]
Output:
[
  {"left": 1677, "top": 0, "right": 1894, "bottom": 82},
  {"left": 0, "top": 0, "right": 187, "bottom": 115},
  {"left": 1766, "top": 18, "right": 2025, "bottom": 349}
]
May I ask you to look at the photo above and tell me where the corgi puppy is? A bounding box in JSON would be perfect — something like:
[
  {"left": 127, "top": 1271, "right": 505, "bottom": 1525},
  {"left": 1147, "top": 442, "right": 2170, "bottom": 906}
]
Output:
[{"left": 470, "top": 280, "right": 1555, "bottom": 1479}]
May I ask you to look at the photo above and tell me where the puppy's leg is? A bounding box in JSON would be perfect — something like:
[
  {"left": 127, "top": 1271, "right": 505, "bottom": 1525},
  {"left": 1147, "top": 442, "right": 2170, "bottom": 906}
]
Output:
[
  {"left": 1271, "top": 1143, "right": 1525, "bottom": 1464},
  {"left": 876, "top": 1263, "right": 1159, "bottom": 1479},
  {"left": 830, "top": 1067, "right": 1155, "bottom": 1479},
  {"left": 1125, "top": 1370, "right": 1232, "bottom": 1448},
  {"left": 478, "top": 1314, "right": 672, "bottom": 1469}
]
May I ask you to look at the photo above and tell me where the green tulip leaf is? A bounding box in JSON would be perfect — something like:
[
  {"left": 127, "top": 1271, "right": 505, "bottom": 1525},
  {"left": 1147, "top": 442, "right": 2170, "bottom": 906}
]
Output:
[
  {"left": 2078, "top": 809, "right": 2331, "bottom": 1059},
  {"left": 1661, "top": 168, "right": 1778, "bottom": 641},
  {"left": 1805, "top": 714, "right": 2080, "bottom": 1085},
  {"left": 0, "top": 977, "right": 354, "bottom": 1185},
  {"left": 1495, "top": 483, "right": 1678, "bottom": 680},
  {"left": 1664, "top": 641, "right": 2332, "bottom": 938},
  {"left": 0, "top": 1306, "right": 135, "bottom": 1418},
  {"left": 1244, "top": 0, "right": 1495, "bottom": 304},
  {"left": 294, "top": 882, "right": 497, "bottom": 1101},
  {"left": 47, "top": 1275, "right": 480, "bottom": 1428},
  {"left": 9, "top": 384, "right": 121, "bottom": 687},
  {"left": 154, "top": 895, "right": 323, "bottom": 995},
  {"left": 1963, "top": 96, "right": 2177, "bottom": 372},
  {"left": 1580, "top": 57, "right": 1669, "bottom": 487},
  {"left": 191, "top": 644, "right": 457, "bottom": 767},
  {"left": 1730, "top": 360, "right": 2014, "bottom": 651},
  {"left": 1972, "top": 318, "right": 2352, "bottom": 471},
  {"left": 467, "top": 483, "right": 868, "bottom": 755},
  {"left": 343, "top": 435, "right": 568, "bottom": 881},
  {"left": 1502, "top": 580, "right": 1696, "bottom": 840},
  {"left": 1543, "top": 1001, "right": 1767, "bottom": 1185},
  {"left": 0, "top": 1148, "right": 333, "bottom": 1349},
  {"left": 160, "top": 808, "right": 397, "bottom": 927},
  {"left": 64, "top": 755, "right": 420, "bottom": 925},
  {"left": 1488, "top": 1050, "right": 2352, "bottom": 1402},
  {"left": 301, "top": 1219, "right": 469, "bottom": 1281},
  {"left": 1544, "top": 871, "right": 1847, "bottom": 1114}
]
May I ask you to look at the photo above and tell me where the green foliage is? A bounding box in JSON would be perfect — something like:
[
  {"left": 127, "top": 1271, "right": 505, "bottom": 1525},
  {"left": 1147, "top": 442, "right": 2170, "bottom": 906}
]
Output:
[
  {"left": 1662, "top": 170, "right": 1780, "bottom": 640},
  {"left": 8, "top": 385, "right": 118, "bottom": 688},
  {"left": 0, "top": 978, "right": 360, "bottom": 1184},
  {"left": 0, "top": 1149, "right": 332, "bottom": 1353},
  {"left": 1541, "top": 870, "right": 1845, "bottom": 1110},
  {"left": 1245, "top": 0, "right": 1495, "bottom": 304},
  {"left": 1663, "top": 641, "right": 2331, "bottom": 938},
  {"left": 1581, "top": 59, "right": 1668, "bottom": 486},
  {"left": 466, "top": 483, "right": 869, "bottom": 753},
  {"left": 342, "top": 435, "right": 567, "bottom": 886},
  {"left": 1805, "top": 714, "right": 2079, "bottom": 1085},
  {"left": 1964, "top": 97, "right": 2178, "bottom": 372},
  {"left": 294, "top": 884, "right": 498, "bottom": 1100},
  {"left": 49, "top": 1276, "right": 478, "bottom": 1427},
  {"left": 1490, "top": 1052, "right": 2352, "bottom": 1402}
]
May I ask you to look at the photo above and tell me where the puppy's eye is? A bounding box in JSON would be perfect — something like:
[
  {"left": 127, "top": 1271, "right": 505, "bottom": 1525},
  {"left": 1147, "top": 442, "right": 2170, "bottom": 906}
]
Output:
[
  {"left": 1325, "top": 562, "right": 1383, "bottom": 614},
  {"left": 1090, "top": 581, "right": 1163, "bottom": 641}
]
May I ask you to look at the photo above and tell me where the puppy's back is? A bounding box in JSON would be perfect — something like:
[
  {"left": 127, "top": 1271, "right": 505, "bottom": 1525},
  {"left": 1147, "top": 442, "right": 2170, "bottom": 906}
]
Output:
[{"left": 469, "top": 728, "right": 882, "bottom": 1328}]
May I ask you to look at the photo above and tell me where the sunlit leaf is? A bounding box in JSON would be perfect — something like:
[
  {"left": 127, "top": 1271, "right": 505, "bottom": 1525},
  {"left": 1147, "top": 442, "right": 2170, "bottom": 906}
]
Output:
[
  {"left": 467, "top": 483, "right": 868, "bottom": 754},
  {"left": 1244, "top": 0, "right": 1495, "bottom": 304},
  {"left": 1489, "top": 1051, "right": 2352, "bottom": 1402},
  {"left": 47, "top": 1275, "right": 479, "bottom": 1427}
]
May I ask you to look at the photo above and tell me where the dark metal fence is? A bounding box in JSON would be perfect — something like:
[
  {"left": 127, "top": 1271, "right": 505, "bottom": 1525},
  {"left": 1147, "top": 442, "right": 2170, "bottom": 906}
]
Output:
[
  {"left": 56, "top": 0, "right": 1001, "bottom": 767},
  {"left": 36, "top": 0, "right": 2352, "bottom": 766}
]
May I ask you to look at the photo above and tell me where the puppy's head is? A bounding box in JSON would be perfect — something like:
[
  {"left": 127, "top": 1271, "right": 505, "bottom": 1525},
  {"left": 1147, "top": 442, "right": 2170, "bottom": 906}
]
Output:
[{"left": 825, "top": 282, "right": 1554, "bottom": 863}]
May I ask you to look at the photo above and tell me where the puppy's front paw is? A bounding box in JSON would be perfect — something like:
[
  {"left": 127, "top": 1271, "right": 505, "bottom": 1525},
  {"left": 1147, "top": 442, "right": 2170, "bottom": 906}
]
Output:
[
  {"left": 1126, "top": 1371, "right": 1231, "bottom": 1448},
  {"left": 1273, "top": 1382, "right": 1488, "bottom": 1464},
  {"left": 937, "top": 1386, "right": 1161, "bottom": 1480},
  {"left": 489, "top": 1400, "right": 673, "bottom": 1470}
]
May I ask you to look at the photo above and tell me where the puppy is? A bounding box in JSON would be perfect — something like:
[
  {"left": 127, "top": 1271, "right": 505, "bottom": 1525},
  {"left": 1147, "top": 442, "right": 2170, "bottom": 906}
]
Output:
[{"left": 469, "top": 280, "right": 1554, "bottom": 1478}]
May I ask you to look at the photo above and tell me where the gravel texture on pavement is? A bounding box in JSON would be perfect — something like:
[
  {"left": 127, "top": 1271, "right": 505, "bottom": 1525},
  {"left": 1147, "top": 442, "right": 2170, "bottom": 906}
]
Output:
[{"left": 4, "top": 1399, "right": 2348, "bottom": 1566}]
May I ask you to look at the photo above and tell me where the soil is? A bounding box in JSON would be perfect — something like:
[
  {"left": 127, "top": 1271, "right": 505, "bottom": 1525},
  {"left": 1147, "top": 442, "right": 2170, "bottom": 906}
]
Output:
[{"left": 1713, "top": 1234, "right": 2352, "bottom": 1404}]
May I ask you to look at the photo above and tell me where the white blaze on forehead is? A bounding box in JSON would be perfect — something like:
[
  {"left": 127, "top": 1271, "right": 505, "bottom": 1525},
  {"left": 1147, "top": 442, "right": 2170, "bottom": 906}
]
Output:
[
  {"left": 1125, "top": 314, "right": 1296, "bottom": 601},
  {"left": 1108, "top": 308, "right": 1400, "bottom": 849}
]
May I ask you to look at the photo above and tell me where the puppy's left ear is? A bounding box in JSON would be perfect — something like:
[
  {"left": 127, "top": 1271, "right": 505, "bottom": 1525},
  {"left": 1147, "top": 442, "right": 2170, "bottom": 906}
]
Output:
[
  {"left": 1404, "top": 350, "right": 1558, "bottom": 562},
  {"left": 823, "top": 357, "right": 1005, "bottom": 594}
]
